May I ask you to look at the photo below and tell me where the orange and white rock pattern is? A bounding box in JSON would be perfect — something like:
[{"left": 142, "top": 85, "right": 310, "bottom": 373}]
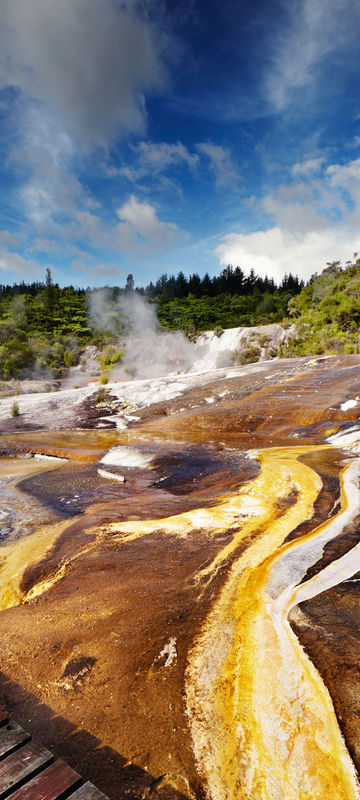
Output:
[{"left": 1, "top": 356, "right": 360, "bottom": 799}]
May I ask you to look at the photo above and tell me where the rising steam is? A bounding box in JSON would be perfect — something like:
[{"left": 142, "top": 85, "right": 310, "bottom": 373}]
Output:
[{"left": 87, "top": 289, "right": 197, "bottom": 380}]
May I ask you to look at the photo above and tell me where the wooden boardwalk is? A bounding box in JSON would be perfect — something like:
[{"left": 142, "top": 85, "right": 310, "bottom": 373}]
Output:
[{"left": 0, "top": 710, "right": 109, "bottom": 800}]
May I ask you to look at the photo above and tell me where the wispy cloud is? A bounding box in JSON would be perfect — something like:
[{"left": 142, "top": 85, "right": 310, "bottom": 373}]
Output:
[
  {"left": 349, "top": 135, "right": 360, "bottom": 150},
  {"left": 291, "top": 156, "right": 325, "bottom": 177},
  {"left": 72, "top": 258, "right": 124, "bottom": 278},
  {"left": 131, "top": 141, "right": 199, "bottom": 173},
  {"left": 9, "top": 108, "right": 97, "bottom": 228},
  {"left": 109, "top": 140, "right": 199, "bottom": 193},
  {"left": 109, "top": 138, "right": 237, "bottom": 191},
  {"left": 0, "top": 246, "right": 43, "bottom": 278},
  {"left": 0, "top": 230, "right": 21, "bottom": 248},
  {"left": 196, "top": 142, "right": 237, "bottom": 186},
  {"left": 266, "top": 0, "right": 360, "bottom": 111}
]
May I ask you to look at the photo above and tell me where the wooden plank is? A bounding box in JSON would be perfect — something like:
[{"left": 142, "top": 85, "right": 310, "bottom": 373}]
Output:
[
  {"left": 0, "top": 722, "right": 30, "bottom": 760},
  {"left": 0, "top": 741, "right": 53, "bottom": 798},
  {"left": 0, "top": 715, "right": 8, "bottom": 729},
  {"left": 68, "top": 782, "right": 110, "bottom": 800},
  {"left": 9, "top": 759, "right": 81, "bottom": 800}
]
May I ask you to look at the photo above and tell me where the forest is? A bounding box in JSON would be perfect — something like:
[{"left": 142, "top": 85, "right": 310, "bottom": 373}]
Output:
[{"left": 0, "top": 258, "right": 359, "bottom": 379}]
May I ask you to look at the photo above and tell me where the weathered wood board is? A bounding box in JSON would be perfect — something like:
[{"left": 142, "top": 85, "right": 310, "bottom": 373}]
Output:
[{"left": 0, "top": 713, "right": 109, "bottom": 800}]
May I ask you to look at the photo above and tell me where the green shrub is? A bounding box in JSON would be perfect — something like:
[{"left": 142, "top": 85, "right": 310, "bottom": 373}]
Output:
[
  {"left": 98, "top": 345, "right": 124, "bottom": 371},
  {"left": 11, "top": 401, "right": 20, "bottom": 417},
  {"left": 0, "top": 336, "right": 35, "bottom": 379},
  {"left": 100, "top": 373, "right": 109, "bottom": 384},
  {"left": 258, "top": 334, "right": 271, "bottom": 347},
  {"left": 236, "top": 344, "right": 261, "bottom": 365},
  {"left": 96, "top": 387, "right": 107, "bottom": 404},
  {"left": 63, "top": 350, "right": 75, "bottom": 368}
]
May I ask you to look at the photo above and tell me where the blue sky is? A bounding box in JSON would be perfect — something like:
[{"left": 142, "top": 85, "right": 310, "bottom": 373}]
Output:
[{"left": 0, "top": 0, "right": 360, "bottom": 287}]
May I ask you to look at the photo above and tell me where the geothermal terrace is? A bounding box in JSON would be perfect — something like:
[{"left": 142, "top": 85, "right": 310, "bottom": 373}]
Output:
[{"left": 1, "top": 354, "right": 360, "bottom": 799}]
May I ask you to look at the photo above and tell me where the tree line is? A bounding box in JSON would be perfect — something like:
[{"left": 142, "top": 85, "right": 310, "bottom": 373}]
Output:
[
  {"left": 0, "top": 263, "right": 301, "bottom": 378},
  {"left": 142, "top": 266, "right": 303, "bottom": 300}
]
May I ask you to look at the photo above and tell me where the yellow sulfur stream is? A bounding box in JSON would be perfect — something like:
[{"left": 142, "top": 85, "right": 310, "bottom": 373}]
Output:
[
  {"left": 1, "top": 445, "right": 359, "bottom": 799},
  {"left": 186, "top": 447, "right": 360, "bottom": 800}
]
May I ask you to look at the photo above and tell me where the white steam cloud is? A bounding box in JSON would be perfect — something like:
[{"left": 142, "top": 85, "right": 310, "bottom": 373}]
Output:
[{"left": 87, "top": 290, "right": 197, "bottom": 380}]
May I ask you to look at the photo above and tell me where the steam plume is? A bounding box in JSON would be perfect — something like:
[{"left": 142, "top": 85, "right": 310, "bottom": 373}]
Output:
[{"left": 87, "top": 289, "right": 197, "bottom": 380}]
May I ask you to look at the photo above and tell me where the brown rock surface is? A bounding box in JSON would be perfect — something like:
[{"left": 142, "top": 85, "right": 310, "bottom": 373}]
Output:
[{"left": 1, "top": 356, "right": 360, "bottom": 798}]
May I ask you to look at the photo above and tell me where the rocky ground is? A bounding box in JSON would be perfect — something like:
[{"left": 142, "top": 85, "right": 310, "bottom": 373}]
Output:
[{"left": 0, "top": 355, "right": 360, "bottom": 799}]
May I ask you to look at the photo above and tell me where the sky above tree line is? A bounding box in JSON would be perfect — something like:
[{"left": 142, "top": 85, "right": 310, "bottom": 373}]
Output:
[{"left": 0, "top": 0, "right": 360, "bottom": 288}]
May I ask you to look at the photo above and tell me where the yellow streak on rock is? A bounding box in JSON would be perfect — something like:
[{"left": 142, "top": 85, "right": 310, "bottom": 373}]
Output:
[
  {"left": 0, "top": 518, "right": 114, "bottom": 609},
  {"left": 0, "top": 453, "right": 74, "bottom": 608},
  {"left": 186, "top": 447, "right": 360, "bottom": 800},
  {"left": 106, "top": 445, "right": 326, "bottom": 570},
  {"left": 0, "top": 445, "right": 314, "bottom": 610},
  {"left": 0, "top": 519, "right": 73, "bottom": 609},
  {"left": 1, "top": 444, "right": 358, "bottom": 799}
]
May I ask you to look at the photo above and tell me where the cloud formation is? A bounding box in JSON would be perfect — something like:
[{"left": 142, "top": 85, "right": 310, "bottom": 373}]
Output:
[
  {"left": 215, "top": 155, "right": 360, "bottom": 282},
  {"left": 14, "top": 109, "right": 91, "bottom": 226},
  {"left": 112, "top": 140, "right": 199, "bottom": 192},
  {"left": 291, "top": 157, "right": 325, "bottom": 177},
  {"left": 114, "top": 139, "right": 236, "bottom": 189},
  {"left": 0, "top": 247, "right": 43, "bottom": 278},
  {"left": 61, "top": 195, "right": 181, "bottom": 257},
  {"left": 215, "top": 227, "right": 360, "bottom": 284},
  {"left": 132, "top": 141, "right": 199, "bottom": 173},
  {"left": 0, "top": 0, "right": 166, "bottom": 147},
  {"left": 116, "top": 195, "right": 180, "bottom": 251},
  {"left": 196, "top": 142, "right": 236, "bottom": 186},
  {"left": 266, "top": 0, "right": 360, "bottom": 110}
]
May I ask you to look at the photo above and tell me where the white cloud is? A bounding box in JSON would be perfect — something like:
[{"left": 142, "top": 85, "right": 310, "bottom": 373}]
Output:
[
  {"left": 31, "top": 238, "right": 59, "bottom": 254},
  {"left": 0, "top": 247, "right": 43, "bottom": 277},
  {"left": 266, "top": 0, "right": 359, "bottom": 110},
  {"left": 0, "top": 0, "right": 166, "bottom": 148},
  {"left": 61, "top": 195, "right": 181, "bottom": 257},
  {"left": 31, "top": 238, "right": 93, "bottom": 265},
  {"left": 215, "top": 154, "right": 360, "bottom": 282},
  {"left": 261, "top": 182, "right": 331, "bottom": 235},
  {"left": 0, "top": 192, "right": 182, "bottom": 278},
  {"left": 326, "top": 158, "right": 360, "bottom": 213},
  {"left": 326, "top": 158, "right": 360, "bottom": 187},
  {"left": 116, "top": 195, "right": 179, "bottom": 250},
  {"left": 109, "top": 139, "right": 236, "bottom": 191},
  {"left": 291, "top": 157, "right": 325, "bottom": 177},
  {"left": 0, "top": 2, "right": 179, "bottom": 272},
  {"left": 111, "top": 140, "right": 199, "bottom": 193},
  {"left": 215, "top": 227, "right": 360, "bottom": 283},
  {"left": 11, "top": 109, "right": 96, "bottom": 227},
  {"left": 132, "top": 141, "right": 199, "bottom": 173},
  {"left": 196, "top": 142, "right": 236, "bottom": 186},
  {"left": 0, "top": 231, "right": 21, "bottom": 248},
  {"left": 66, "top": 209, "right": 115, "bottom": 250}
]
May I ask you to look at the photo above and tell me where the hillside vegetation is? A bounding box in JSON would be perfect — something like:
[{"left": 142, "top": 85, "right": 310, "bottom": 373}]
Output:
[
  {"left": 0, "top": 258, "right": 359, "bottom": 381},
  {"left": 283, "top": 258, "right": 360, "bottom": 356}
]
